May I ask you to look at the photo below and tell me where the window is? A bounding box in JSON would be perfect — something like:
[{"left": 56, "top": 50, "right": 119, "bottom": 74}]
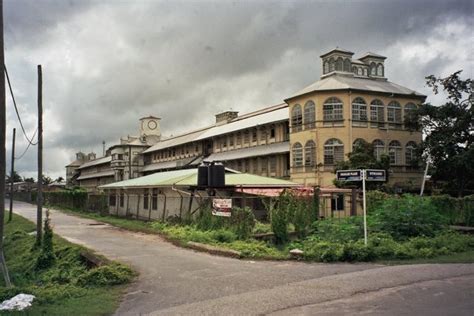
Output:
[
  {"left": 343, "top": 58, "right": 351, "bottom": 72},
  {"left": 304, "top": 101, "right": 315, "bottom": 129},
  {"left": 389, "top": 140, "right": 402, "bottom": 165},
  {"left": 329, "top": 58, "right": 335, "bottom": 72},
  {"left": 363, "top": 68, "right": 368, "bottom": 76},
  {"left": 370, "top": 99, "right": 385, "bottom": 127},
  {"left": 404, "top": 103, "right": 417, "bottom": 122},
  {"left": 352, "top": 66, "right": 357, "bottom": 74},
  {"left": 324, "top": 138, "right": 344, "bottom": 164},
  {"left": 331, "top": 194, "right": 344, "bottom": 211},
  {"left": 260, "top": 157, "right": 268, "bottom": 173},
  {"left": 109, "top": 194, "right": 116, "bottom": 207},
  {"left": 304, "top": 140, "right": 316, "bottom": 167},
  {"left": 252, "top": 129, "right": 257, "bottom": 142},
  {"left": 291, "top": 104, "right": 303, "bottom": 132},
  {"left": 352, "top": 97, "right": 367, "bottom": 122},
  {"left": 405, "top": 141, "right": 417, "bottom": 166},
  {"left": 270, "top": 127, "right": 275, "bottom": 138},
  {"left": 143, "top": 190, "right": 149, "bottom": 210},
  {"left": 152, "top": 189, "right": 158, "bottom": 210},
  {"left": 119, "top": 193, "right": 124, "bottom": 207},
  {"left": 324, "top": 61, "right": 329, "bottom": 74},
  {"left": 237, "top": 160, "right": 242, "bottom": 171},
  {"left": 243, "top": 130, "right": 250, "bottom": 144},
  {"left": 292, "top": 142, "right": 303, "bottom": 167},
  {"left": 387, "top": 101, "right": 402, "bottom": 126},
  {"left": 377, "top": 64, "right": 384, "bottom": 76},
  {"left": 323, "top": 97, "right": 343, "bottom": 121},
  {"left": 222, "top": 137, "right": 227, "bottom": 149},
  {"left": 269, "top": 156, "right": 277, "bottom": 172},
  {"left": 229, "top": 135, "right": 234, "bottom": 147},
  {"left": 373, "top": 139, "right": 385, "bottom": 161},
  {"left": 260, "top": 127, "right": 267, "bottom": 142},
  {"left": 195, "top": 144, "right": 199, "bottom": 152},
  {"left": 236, "top": 132, "right": 241, "bottom": 145},
  {"left": 370, "top": 62, "right": 376, "bottom": 76},
  {"left": 357, "top": 68, "right": 363, "bottom": 76},
  {"left": 352, "top": 138, "right": 367, "bottom": 151},
  {"left": 336, "top": 57, "right": 343, "bottom": 71}
]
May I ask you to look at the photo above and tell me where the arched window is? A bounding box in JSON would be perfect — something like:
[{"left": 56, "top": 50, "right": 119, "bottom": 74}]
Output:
[
  {"left": 370, "top": 99, "right": 385, "bottom": 127},
  {"left": 291, "top": 104, "right": 302, "bottom": 132},
  {"left": 363, "top": 68, "right": 368, "bottom": 76},
  {"left": 352, "top": 66, "right": 357, "bottom": 74},
  {"left": 377, "top": 63, "right": 384, "bottom": 76},
  {"left": 352, "top": 138, "right": 367, "bottom": 151},
  {"left": 323, "top": 61, "right": 329, "bottom": 74},
  {"left": 357, "top": 67, "right": 363, "bottom": 76},
  {"left": 324, "top": 138, "right": 344, "bottom": 165},
  {"left": 405, "top": 141, "right": 417, "bottom": 166},
  {"left": 344, "top": 58, "right": 351, "bottom": 72},
  {"left": 372, "top": 139, "right": 385, "bottom": 161},
  {"left": 304, "top": 100, "right": 315, "bottom": 129},
  {"left": 292, "top": 142, "right": 303, "bottom": 167},
  {"left": 304, "top": 140, "right": 316, "bottom": 166},
  {"left": 323, "top": 97, "right": 343, "bottom": 121},
  {"left": 352, "top": 97, "right": 367, "bottom": 122},
  {"left": 336, "top": 57, "right": 343, "bottom": 71},
  {"left": 404, "top": 102, "right": 417, "bottom": 120},
  {"left": 387, "top": 101, "right": 402, "bottom": 125},
  {"left": 329, "top": 58, "right": 335, "bottom": 72},
  {"left": 370, "top": 62, "right": 377, "bottom": 76},
  {"left": 389, "top": 140, "right": 402, "bottom": 165}
]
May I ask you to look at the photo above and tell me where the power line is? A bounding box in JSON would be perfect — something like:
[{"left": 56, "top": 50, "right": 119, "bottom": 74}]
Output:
[
  {"left": 4, "top": 64, "right": 38, "bottom": 146},
  {"left": 14, "top": 127, "right": 37, "bottom": 160}
]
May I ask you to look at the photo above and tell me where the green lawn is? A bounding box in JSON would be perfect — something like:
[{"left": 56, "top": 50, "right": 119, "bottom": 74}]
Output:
[{"left": 0, "top": 213, "right": 135, "bottom": 315}]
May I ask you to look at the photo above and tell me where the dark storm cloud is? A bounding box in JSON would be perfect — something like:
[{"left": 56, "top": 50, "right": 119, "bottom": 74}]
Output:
[{"left": 3, "top": 0, "right": 473, "bottom": 179}]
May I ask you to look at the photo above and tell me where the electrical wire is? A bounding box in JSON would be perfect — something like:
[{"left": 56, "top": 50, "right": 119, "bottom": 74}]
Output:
[
  {"left": 14, "top": 127, "right": 38, "bottom": 160},
  {"left": 4, "top": 65, "right": 38, "bottom": 146}
]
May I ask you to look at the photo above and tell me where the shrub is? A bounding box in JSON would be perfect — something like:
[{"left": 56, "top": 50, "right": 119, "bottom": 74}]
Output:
[
  {"left": 230, "top": 207, "right": 255, "bottom": 240},
  {"left": 77, "top": 263, "right": 135, "bottom": 287},
  {"left": 35, "top": 210, "right": 56, "bottom": 270},
  {"left": 302, "top": 241, "right": 344, "bottom": 262},
  {"left": 341, "top": 240, "right": 375, "bottom": 262},
  {"left": 372, "top": 195, "right": 448, "bottom": 240},
  {"left": 292, "top": 198, "right": 312, "bottom": 238},
  {"left": 312, "top": 217, "right": 364, "bottom": 242},
  {"left": 269, "top": 192, "right": 292, "bottom": 244},
  {"left": 253, "top": 221, "right": 272, "bottom": 234},
  {"left": 366, "top": 190, "right": 389, "bottom": 214},
  {"left": 195, "top": 207, "right": 227, "bottom": 231},
  {"left": 211, "top": 229, "right": 237, "bottom": 243}
]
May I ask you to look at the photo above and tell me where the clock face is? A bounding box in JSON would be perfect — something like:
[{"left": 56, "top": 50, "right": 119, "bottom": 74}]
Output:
[{"left": 147, "top": 120, "right": 157, "bottom": 130}]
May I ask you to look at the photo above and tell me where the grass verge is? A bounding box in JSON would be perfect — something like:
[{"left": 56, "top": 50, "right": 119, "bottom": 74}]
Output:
[{"left": 0, "top": 213, "right": 136, "bottom": 315}]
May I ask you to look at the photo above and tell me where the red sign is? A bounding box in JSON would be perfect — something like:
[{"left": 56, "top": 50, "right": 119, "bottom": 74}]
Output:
[{"left": 212, "top": 199, "right": 232, "bottom": 217}]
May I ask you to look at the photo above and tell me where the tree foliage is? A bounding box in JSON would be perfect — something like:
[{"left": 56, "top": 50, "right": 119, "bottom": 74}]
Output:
[
  {"left": 406, "top": 71, "right": 473, "bottom": 196},
  {"left": 6, "top": 170, "right": 22, "bottom": 183}
]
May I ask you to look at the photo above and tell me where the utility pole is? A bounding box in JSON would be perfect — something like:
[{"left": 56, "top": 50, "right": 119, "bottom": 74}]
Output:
[
  {"left": 102, "top": 140, "right": 105, "bottom": 156},
  {"left": 0, "top": 0, "right": 12, "bottom": 287},
  {"left": 36, "top": 65, "right": 43, "bottom": 245},
  {"left": 8, "top": 128, "right": 15, "bottom": 222}
]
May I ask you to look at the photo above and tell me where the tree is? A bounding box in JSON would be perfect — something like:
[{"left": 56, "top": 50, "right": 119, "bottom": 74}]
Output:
[
  {"left": 6, "top": 171, "right": 22, "bottom": 183},
  {"left": 54, "top": 176, "right": 64, "bottom": 183},
  {"left": 23, "top": 177, "right": 35, "bottom": 183},
  {"left": 334, "top": 141, "right": 390, "bottom": 189},
  {"left": 41, "top": 175, "right": 53, "bottom": 185},
  {"left": 406, "top": 71, "right": 473, "bottom": 196}
]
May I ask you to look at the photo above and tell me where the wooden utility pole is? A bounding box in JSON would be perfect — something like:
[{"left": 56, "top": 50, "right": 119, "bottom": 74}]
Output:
[
  {"left": 8, "top": 128, "right": 15, "bottom": 222},
  {"left": 0, "top": 0, "right": 12, "bottom": 287},
  {"left": 36, "top": 65, "right": 43, "bottom": 245}
]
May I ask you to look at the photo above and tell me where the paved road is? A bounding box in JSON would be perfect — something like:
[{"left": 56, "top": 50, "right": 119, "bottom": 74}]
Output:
[{"left": 8, "top": 200, "right": 474, "bottom": 315}]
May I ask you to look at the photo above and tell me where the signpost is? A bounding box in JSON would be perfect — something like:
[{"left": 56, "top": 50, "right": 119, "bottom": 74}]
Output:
[
  {"left": 336, "top": 169, "right": 386, "bottom": 245},
  {"left": 212, "top": 198, "right": 232, "bottom": 217}
]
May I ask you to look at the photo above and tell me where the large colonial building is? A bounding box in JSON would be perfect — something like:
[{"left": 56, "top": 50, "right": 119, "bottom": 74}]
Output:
[{"left": 67, "top": 48, "right": 425, "bottom": 191}]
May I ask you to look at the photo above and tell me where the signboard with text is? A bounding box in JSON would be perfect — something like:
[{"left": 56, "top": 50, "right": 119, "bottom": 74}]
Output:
[
  {"left": 366, "top": 169, "right": 387, "bottom": 182},
  {"left": 212, "top": 198, "right": 232, "bottom": 217},
  {"left": 336, "top": 170, "right": 362, "bottom": 181}
]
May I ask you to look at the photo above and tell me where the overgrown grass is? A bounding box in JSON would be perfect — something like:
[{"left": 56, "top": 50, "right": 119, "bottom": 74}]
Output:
[{"left": 0, "top": 213, "right": 136, "bottom": 315}]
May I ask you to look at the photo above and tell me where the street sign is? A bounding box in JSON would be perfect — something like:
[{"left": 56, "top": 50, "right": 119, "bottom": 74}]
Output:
[
  {"left": 366, "top": 169, "right": 386, "bottom": 182},
  {"left": 336, "top": 170, "right": 362, "bottom": 181},
  {"left": 212, "top": 198, "right": 232, "bottom": 217}
]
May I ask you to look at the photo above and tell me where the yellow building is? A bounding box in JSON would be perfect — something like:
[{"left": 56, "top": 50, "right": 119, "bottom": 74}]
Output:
[{"left": 285, "top": 48, "right": 425, "bottom": 187}]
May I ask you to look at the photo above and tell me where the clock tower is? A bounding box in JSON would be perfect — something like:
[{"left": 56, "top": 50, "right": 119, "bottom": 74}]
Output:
[{"left": 139, "top": 116, "right": 161, "bottom": 141}]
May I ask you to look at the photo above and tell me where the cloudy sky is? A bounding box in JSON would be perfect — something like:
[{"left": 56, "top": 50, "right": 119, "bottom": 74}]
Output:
[{"left": 4, "top": 0, "right": 473, "bottom": 180}]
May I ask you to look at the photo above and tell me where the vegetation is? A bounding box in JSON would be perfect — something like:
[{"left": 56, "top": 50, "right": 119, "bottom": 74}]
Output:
[
  {"left": 0, "top": 213, "right": 135, "bottom": 315},
  {"left": 406, "top": 71, "right": 473, "bottom": 196}
]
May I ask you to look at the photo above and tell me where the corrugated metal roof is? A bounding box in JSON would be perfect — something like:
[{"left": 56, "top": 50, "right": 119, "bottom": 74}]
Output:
[
  {"left": 204, "top": 142, "right": 289, "bottom": 162},
  {"left": 141, "top": 156, "right": 202, "bottom": 172},
  {"left": 77, "top": 170, "right": 115, "bottom": 180},
  {"left": 287, "top": 74, "right": 426, "bottom": 100},
  {"left": 77, "top": 156, "right": 112, "bottom": 170},
  {"left": 142, "top": 103, "right": 288, "bottom": 154},
  {"left": 99, "top": 168, "right": 298, "bottom": 189}
]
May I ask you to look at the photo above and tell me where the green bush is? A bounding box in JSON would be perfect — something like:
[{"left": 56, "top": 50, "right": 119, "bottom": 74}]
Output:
[
  {"left": 230, "top": 207, "right": 255, "bottom": 240},
  {"left": 366, "top": 190, "right": 389, "bottom": 214},
  {"left": 292, "top": 197, "right": 312, "bottom": 238},
  {"left": 195, "top": 207, "right": 227, "bottom": 231},
  {"left": 372, "top": 195, "right": 448, "bottom": 240},
  {"left": 302, "top": 241, "right": 344, "bottom": 262},
  {"left": 269, "top": 192, "right": 292, "bottom": 244},
  {"left": 77, "top": 263, "right": 135, "bottom": 287},
  {"left": 211, "top": 229, "right": 237, "bottom": 243},
  {"left": 35, "top": 211, "right": 56, "bottom": 270},
  {"left": 341, "top": 240, "right": 375, "bottom": 262},
  {"left": 312, "top": 217, "right": 364, "bottom": 242}
]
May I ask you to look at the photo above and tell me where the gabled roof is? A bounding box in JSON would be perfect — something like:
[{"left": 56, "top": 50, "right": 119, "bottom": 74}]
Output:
[
  {"left": 66, "top": 159, "right": 83, "bottom": 167},
  {"left": 320, "top": 47, "right": 354, "bottom": 58},
  {"left": 143, "top": 103, "right": 288, "bottom": 154},
  {"left": 359, "top": 52, "right": 387, "bottom": 60},
  {"left": 99, "top": 168, "right": 299, "bottom": 189},
  {"left": 77, "top": 156, "right": 112, "bottom": 170},
  {"left": 286, "top": 74, "right": 426, "bottom": 101}
]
